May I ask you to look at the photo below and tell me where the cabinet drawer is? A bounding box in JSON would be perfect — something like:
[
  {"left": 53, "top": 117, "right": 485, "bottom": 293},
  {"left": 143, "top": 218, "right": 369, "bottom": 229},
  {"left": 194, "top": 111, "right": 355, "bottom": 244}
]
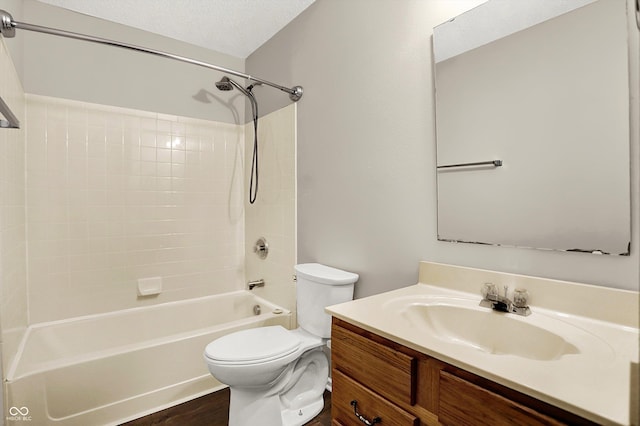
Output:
[
  {"left": 332, "top": 369, "right": 418, "bottom": 426},
  {"left": 439, "top": 371, "right": 566, "bottom": 426},
  {"left": 332, "top": 322, "right": 416, "bottom": 406}
]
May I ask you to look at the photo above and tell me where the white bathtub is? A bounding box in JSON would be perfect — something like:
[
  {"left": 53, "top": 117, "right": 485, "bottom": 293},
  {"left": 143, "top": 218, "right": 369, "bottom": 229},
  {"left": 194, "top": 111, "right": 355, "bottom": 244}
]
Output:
[{"left": 5, "top": 291, "right": 291, "bottom": 425}]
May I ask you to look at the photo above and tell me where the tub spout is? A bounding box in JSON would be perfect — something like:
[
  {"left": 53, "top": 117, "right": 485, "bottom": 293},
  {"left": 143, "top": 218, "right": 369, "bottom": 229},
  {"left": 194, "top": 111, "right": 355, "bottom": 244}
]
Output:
[{"left": 248, "top": 279, "right": 265, "bottom": 290}]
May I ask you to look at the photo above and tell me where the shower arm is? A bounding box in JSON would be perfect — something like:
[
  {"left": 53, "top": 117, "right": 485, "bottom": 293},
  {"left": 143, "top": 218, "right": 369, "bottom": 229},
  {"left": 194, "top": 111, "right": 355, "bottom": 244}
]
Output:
[{"left": 0, "top": 10, "right": 303, "bottom": 102}]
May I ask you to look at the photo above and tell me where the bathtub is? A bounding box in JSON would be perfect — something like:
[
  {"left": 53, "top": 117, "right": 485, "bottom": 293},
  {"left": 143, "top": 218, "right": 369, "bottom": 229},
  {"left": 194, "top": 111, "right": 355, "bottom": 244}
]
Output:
[{"left": 5, "top": 291, "right": 291, "bottom": 425}]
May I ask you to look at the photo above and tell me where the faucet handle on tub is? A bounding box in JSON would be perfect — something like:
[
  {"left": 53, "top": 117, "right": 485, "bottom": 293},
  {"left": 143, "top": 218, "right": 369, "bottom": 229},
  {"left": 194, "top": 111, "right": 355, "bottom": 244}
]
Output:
[{"left": 253, "top": 237, "right": 269, "bottom": 259}]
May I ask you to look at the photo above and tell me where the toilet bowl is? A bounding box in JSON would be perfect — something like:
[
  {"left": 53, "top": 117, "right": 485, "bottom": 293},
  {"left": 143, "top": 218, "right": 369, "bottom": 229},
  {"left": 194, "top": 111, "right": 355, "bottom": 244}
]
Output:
[
  {"left": 203, "top": 263, "right": 358, "bottom": 426},
  {"left": 204, "top": 327, "right": 329, "bottom": 425}
]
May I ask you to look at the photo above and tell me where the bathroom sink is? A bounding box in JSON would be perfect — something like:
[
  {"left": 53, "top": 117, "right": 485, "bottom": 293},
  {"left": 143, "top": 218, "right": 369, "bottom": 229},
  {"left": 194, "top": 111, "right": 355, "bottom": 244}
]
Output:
[
  {"left": 401, "top": 302, "right": 576, "bottom": 360},
  {"left": 383, "top": 296, "right": 612, "bottom": 362}
]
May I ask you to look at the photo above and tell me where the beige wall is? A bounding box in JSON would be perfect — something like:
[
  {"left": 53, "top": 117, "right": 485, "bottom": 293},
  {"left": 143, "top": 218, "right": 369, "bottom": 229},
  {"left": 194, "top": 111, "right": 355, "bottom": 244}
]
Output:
[
  {"left": 0, "top": 0, "right": 23, "bottom": 77},
  {"left": 247, "top": 0, "right": 640, "bottom": 297},
  {"left": 0, "top": 0, "right": 246, "bottom": 124}
]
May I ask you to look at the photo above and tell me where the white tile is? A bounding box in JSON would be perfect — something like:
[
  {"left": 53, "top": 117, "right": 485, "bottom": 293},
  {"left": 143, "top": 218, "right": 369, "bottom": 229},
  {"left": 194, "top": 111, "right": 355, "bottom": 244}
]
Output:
[{"left": 17, "top": 96, "right": 301, "bottom": 324}]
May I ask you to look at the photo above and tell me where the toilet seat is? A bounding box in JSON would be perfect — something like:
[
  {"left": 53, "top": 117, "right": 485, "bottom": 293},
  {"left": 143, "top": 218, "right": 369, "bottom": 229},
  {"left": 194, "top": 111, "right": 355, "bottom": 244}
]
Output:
[{"left": 204, "top": 326, "right": 302, "bottom": 365}]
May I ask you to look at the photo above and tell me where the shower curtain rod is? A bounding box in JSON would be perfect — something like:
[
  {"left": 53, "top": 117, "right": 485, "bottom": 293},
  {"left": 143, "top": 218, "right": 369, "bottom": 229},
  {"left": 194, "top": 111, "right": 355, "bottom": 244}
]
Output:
[{"left": 0, "top": 9, "right": 303, "bottom": 102}]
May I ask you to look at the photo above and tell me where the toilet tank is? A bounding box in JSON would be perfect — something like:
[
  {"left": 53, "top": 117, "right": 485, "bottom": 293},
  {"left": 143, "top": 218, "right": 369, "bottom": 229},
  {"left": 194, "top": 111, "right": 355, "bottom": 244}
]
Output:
[{"left": 294, "top": 263, "right": 359, "bottom": 338}]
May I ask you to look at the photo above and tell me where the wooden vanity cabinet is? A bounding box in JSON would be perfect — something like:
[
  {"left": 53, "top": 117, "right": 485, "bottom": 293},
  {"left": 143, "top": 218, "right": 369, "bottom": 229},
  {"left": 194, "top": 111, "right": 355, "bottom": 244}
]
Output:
[{"left": 331, "top": 318, "right": 596, "bottom": 426}]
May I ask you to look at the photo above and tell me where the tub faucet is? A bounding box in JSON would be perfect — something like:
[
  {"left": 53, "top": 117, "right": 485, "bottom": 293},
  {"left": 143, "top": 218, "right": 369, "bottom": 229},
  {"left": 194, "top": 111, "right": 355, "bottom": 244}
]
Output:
[
  {"left": 248, "top": 279, "right": 265, "bottom": 290},
  {"left": 480, "top": 283, "right": 531, "bottom": 316}
]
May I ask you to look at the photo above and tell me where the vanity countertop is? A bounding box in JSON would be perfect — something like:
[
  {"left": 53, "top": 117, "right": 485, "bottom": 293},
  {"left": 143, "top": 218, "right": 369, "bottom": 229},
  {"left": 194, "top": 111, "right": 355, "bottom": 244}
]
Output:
[{"left": 326, "top": 262, "right": 639, "bottom": 426}]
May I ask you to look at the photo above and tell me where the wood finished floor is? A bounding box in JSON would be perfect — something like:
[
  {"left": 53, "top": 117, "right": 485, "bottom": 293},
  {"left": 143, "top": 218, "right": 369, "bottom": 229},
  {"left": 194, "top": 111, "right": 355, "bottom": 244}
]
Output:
[{"left": 121, "top": 388, "right": 332, "bottom": 426}]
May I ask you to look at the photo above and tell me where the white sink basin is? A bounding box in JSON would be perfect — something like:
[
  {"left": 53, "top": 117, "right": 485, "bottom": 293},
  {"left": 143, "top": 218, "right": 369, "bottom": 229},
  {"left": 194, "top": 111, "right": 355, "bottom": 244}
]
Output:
[{"left": 383, "top": 296, "right": 613, "bottom": 362}]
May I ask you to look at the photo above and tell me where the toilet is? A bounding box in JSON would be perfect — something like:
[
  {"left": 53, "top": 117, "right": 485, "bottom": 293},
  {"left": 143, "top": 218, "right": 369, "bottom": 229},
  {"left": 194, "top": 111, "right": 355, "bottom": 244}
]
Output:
[{"left": 203, "top": 263, "right": 358, "bottom": 426}]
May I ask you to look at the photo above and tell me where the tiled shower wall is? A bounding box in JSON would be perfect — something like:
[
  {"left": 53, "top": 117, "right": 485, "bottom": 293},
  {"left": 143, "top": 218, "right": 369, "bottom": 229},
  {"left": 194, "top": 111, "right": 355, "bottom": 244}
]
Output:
[
  {"left": 0, "top": 39, "right": 28, "bottom": 377},
  {"left": 244, "top": 104, "right": 296, "bottom": 314},
  {"left": 26, "top": 95, "right": 246, "bottom": 323}
]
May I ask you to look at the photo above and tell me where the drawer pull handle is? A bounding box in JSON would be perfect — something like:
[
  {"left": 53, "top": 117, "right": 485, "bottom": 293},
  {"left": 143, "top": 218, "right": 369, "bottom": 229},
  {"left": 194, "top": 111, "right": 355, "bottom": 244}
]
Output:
[{"left": 350, "top": 400, "right": 381, "bottom": 425}]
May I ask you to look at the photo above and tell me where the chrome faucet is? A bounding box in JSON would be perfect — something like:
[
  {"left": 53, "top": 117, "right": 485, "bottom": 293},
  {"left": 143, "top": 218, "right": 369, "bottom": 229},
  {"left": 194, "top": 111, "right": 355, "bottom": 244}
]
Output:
[
  {"left": 247, "top": 279, "right": 265, "bottom": 290},
  {"left": 480, "top": 283, "right": 531, "bottom": 316}
]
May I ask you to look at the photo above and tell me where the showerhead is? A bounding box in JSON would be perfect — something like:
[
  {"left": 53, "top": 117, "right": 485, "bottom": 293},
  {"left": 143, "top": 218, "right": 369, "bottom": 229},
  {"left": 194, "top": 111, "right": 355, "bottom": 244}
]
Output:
[
  {"left": 215, "top": 75, "right": 264, "bottom": 98},
  {"left": 215, "top": 76, "right": 234, "bottom": 91},
  {"left": 215, "top": 75, "right": 255, "bottom": 100},
  {"left": 215, "top": 75, "right": 259, "bottom": 121}
]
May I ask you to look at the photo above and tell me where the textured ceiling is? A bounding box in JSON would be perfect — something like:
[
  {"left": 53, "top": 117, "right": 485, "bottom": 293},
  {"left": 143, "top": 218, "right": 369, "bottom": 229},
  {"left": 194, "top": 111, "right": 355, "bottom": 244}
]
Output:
[{"left": 36, "top": 0, "right": 316, "bottom": 58}]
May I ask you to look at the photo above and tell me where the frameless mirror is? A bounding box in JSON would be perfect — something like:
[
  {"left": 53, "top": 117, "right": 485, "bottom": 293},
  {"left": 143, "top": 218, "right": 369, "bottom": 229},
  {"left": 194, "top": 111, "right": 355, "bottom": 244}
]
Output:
[{"left": 433, "top": 0, "right": 631, "bottom": 255}]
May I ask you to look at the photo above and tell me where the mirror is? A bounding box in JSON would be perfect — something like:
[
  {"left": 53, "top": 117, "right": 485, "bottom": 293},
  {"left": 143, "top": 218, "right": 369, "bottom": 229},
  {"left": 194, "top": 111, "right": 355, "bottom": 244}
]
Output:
[{"left": 433, "top": 0, "right": 631, "bottom": 255}]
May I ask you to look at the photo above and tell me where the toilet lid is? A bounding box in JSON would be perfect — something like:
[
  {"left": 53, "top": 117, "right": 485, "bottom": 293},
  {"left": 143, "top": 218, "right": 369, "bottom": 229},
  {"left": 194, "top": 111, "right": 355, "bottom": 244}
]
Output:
[{"left": 204, "top": 326, "right": 301, "bottom": 363}]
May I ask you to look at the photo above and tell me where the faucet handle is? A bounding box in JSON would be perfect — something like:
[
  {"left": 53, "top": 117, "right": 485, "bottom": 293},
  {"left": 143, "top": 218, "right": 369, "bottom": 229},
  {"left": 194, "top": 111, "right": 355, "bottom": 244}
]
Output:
[
  {"left": 513, "top": 288, "right": 529, "bottom": 308},
  {"left": 481, "top": 283, "right": 498, "bottom": 299}
]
